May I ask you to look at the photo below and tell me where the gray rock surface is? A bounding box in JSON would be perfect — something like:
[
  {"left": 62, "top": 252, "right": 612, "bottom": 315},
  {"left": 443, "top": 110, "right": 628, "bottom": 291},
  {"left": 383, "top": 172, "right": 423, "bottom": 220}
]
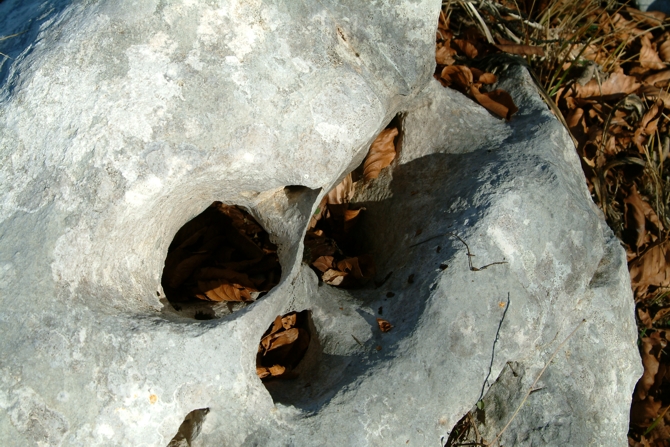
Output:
[{"left": 0, "top": 0, "right": 640, "bottom": 446}]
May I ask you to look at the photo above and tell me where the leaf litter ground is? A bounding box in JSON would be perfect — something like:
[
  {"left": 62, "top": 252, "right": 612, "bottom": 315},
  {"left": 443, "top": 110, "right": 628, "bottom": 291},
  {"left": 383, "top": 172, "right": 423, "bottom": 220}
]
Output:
[{"left": 436, "top": 0, "right": 670, "bottom": 444}]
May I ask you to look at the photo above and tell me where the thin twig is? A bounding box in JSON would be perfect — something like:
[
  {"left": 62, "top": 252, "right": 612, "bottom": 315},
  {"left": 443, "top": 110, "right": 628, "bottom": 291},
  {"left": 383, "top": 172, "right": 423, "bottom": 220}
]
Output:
[
  {"left": 410, "top": 232, "right": 507, "bottom": 271},
  {"left": 490, "top": 319, "right": 586, "bottom": 447},
  {"left": 479, "top": 292, "right": 511, "bottom": 402}
]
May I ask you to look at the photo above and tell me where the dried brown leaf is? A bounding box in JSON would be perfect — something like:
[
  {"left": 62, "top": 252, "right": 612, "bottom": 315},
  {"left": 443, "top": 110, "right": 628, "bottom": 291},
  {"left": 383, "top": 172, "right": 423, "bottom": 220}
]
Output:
[
  {"left": 637, "top": 337, "right": 663, "bottom": 400},
  {"left": 639, "top": 308, "right": 653, "bottom": 329},
  {"left": 644, "top": 69, "right": 670, "bottom": 86},
  {"left": 376, "top": 318, "right": 393, "bottom": 332},
  {"left": 640, "top": 85, "right": 670, "bottom": 109},
  {"left": 640, "top": 34, "right": 667, "bottom": 71},
  {"left": 495, "top": 44, "right": 545, "bottom": 56},
  {"left": 452, "top": 39, "right": 478, "bottom": 59},
  {"left": 570, "top": 71, "right": 641, "bottom": 98},
  {"left": 470, "top": 86, "right": 518, "bottom": 120},
  {"left": 363, "top": 128, "right": 398, "bottom": 181},
  {"left": 262, "top": 328, "right": 300, "bottom": 353},
  {"left": 630, "top": 241, "right": 670, "bottom": 297},
  {"left": 312, "top": 255, "right": 335, "bottom": 273},
  {"left": 441, "top": 65, "right": 473, "bottom": 90},
  {"left": 268, "top": 364, "right": 286, "bottom": 376},
  {"left": 625, "top": 186, "right": 653, "bottom": 250},
  {"left": 198, "top": 280, "right": 253, "bottom": 302},
  {"left": 281, "top": 313, "right": 297, "bottom": 330},
  {"left": 336, "top": 255, "right": 376, "bottom": 280},
  {"left": 256, "top": 366, "right": 270, "bottom": 379},
  {"left": 436, "top": 43, "right": 457, "bottom": 65},
  {"left": 660, "top": 37, "right": 670, "bottom": 62},
  {"left": 322, "top": 268, "right": 347, "bottom": 286}
]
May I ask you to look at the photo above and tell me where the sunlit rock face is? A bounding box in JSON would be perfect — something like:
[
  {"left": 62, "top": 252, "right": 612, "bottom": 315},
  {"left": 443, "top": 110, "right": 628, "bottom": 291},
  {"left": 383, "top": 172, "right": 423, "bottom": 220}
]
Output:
[{"left": 0, "top": 0, "right": 639, "bottom": 446}]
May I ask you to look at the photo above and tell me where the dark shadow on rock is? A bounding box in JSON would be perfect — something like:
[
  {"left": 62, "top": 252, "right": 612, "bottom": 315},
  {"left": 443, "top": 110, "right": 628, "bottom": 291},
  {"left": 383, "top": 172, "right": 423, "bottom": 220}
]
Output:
[{"left": 0, "top": 0, "right": 74, "bottom": 98}]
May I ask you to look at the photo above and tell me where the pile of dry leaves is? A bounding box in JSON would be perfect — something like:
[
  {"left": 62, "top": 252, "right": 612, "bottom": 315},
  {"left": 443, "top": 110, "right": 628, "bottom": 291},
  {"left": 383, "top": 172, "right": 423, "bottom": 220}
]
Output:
[
  {"left": 256, "top": 311, "right": 311, "bottom": 381},
  {"left": 303, "top": 125, "right": 399, "bottom": 287},
  {"left": 162, "top": 202, "right": 281, "bottom": 310},
  {"left": 438, "top": 0, "right": 670, "bottom": 444}
]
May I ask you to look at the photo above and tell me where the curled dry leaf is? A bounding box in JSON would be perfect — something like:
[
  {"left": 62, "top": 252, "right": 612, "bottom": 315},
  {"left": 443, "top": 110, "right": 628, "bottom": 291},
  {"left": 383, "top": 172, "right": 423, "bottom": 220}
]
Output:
[
  {"left": 256, "top": 367, "right": 271, "bottom": 379},
  {"left": 312, "top": 255, "right": 335, "bottom": 273},
  {"left": 644, "top": 69, "right": 670, "bottom": 86},
  {"left": 637, "top": 336, "right": 664, "bottom": 400},
  {"left": 198, "top": 280, "right": 254, "bottom": 302},
  {"left": 640, "top": 34, "right": 667, "bottom": 71},
  {"left": 336, "top": 255, "right": 376, "bottom": 280},
  {"left": 440, "top": 65, "right": 473, "bottom": 90},
  {"left": 660, "top": 36, "right": 670, "bottom": 62},
  {"left": 470, "top": 86, "right": 519, "bottom": 120},
  {"left": 376, "top": 318, "right": 393, "bottom": 332},
  {"left": 451, "top": 39, "right": 478, "bottom": 58},
  {"left": 268, "top": 364, "right": 286, "bottom": 376},
  {"left": 436, "top": 43, "right": 457, "bottom": 65},
  {"left": 261, "top": 328, "right": 300, "bottom": 353},
  {"left": 363, "top": 127, "right": 398, "bottom": 181},
  {"left": 322, "top": 268, "right": 347, "bottom": 286}
]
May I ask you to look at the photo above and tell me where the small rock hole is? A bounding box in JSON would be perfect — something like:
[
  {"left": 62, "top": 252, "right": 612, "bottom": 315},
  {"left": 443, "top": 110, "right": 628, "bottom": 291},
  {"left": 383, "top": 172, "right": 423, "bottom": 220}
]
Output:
[
  {"left": 256, "top": 310, "right": 311, "bottom": 381},
  {"left": 167, "top": 408, "right": 209, "bottom": 447},
  {"left": 161, "top": 201, "right": 281, "bottom": 319},
  {"left": 303, "top": 114, "right": 404, "bottom": 288}
]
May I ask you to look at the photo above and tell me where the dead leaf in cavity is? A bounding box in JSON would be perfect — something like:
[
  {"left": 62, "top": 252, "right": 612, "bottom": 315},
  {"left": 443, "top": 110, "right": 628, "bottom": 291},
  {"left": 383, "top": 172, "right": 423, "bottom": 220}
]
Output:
[
  {"left": 326, "top": 173, "right": 355, "bottom": 205},
  {"left": 263, "top": 328, "right": 300, "bottom": 353},
  {"left": 640, "top": 34, "right": 667, "bottom": 70},
  {"left": 344, "top": 207, "right": 364, "bottom": 232},
  {"left": 639, "top": 307, "right": 653, "bottom": 329},
  {"left": 198, "top": 280, "right": 253, "bottom": 302},
  {"left": 644, "top": 69, "right": 670, "bottom": 86},
  {"left": 377, "top": 318, "right": 393, "bottom": 332},
  {"left": 312, "top": 255, "right": 335, "bottom": 273},
  {"left": 322, "top": 269, "right": 347, "bottom": 286},
  {"left": 268, "top": 364, "right": 286, "bottom": 376},
  {"left": 441, "top": 65, "right": 473, "bottom": 90},
  {"left": 495, "top": 43, "right": 545, "bottom": 57},
  {"left": 570, "top": 71, "right": 641, "bottom": 98},
  {"left": 436, "top": 44, "right": 457, "bottom": 65},
  {"left": 269, "top": 315, "right": 284, "bottom": 336},
  {"left": 281, "top": 313, "right": 297, "bottom": 330},
  {"left": 451, "top": 39, "right": 478, "bottom": 59},
  {"left": 470, "top": 86, "right": 519, "bottom": 120},
  {"left": 197, "top": 267, "right": 258, "bottom": 290},
  {"left": 629, "top": 241, "right": 670, "bottom": 297},
  {"left": 337, "top": 255, "right": 376, "bottom": 280},
  {"left": 363, "top": 127, "right": 398, "bottom": 181},
  {"left": 216, "top": 202, "right": 264, "bottom": 235},
  {"left": 166, "top": 253, "right": 209, "bottom": 289},
  {"left": 256, "top": 366, "right": 270, "bottom": 379}
]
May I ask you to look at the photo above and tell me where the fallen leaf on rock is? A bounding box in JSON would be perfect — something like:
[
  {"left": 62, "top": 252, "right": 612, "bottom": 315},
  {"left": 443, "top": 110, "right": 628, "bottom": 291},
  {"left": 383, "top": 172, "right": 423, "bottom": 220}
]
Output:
[
  {"left": 377, "top": 318, "right": 393, "bottom": 332},
  {"left": 471, "top": 86, "right": 519, "bottom": 120},
  {"left": 363, "top": 127, "right": 398, "bottom": 181}
]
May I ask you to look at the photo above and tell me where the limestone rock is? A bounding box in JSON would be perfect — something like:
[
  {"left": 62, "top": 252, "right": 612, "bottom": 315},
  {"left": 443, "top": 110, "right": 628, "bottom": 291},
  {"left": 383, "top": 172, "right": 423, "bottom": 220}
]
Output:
[{"left": 0, "top": 0, "right": 640, "bottom": 446}]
